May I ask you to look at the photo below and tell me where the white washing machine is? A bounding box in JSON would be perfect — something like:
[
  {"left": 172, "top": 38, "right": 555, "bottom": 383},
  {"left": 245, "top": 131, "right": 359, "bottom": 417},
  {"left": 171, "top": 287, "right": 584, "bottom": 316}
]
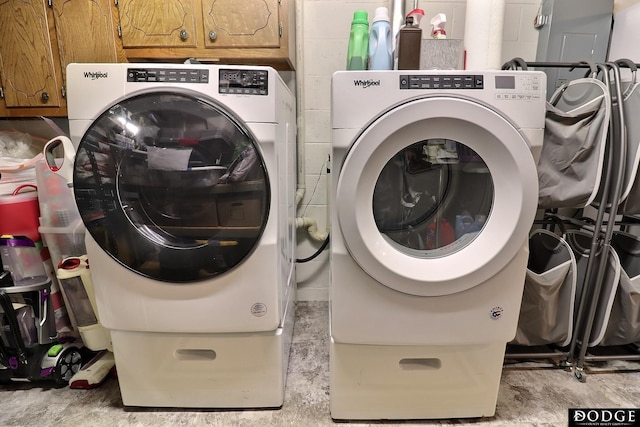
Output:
[
  {"left": 330, "top": 70, "right": 546, "bottom": 420},
  {"left": 66, "top": 63, "right": 297, "bottom": 408}
]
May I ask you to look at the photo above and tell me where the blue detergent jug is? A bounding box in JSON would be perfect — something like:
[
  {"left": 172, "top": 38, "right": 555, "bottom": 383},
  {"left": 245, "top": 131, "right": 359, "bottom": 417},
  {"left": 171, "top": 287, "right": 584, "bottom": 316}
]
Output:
[{"left": 368, "top": 7, "right": 393, "bottom": 70}]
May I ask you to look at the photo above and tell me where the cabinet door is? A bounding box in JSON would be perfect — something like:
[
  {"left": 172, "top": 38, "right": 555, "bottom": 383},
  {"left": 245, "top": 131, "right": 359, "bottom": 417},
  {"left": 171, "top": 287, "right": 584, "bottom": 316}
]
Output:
[
  {"left": 118, "top": 0, "right": 198, "bottom": 48},
  {"left": 0, "top": 1, "right": 61, "bottom": 108},
  {"left": 202, "top": 0, "right": 280, "bottom": 49},
  {"left": 51, "top": 0, "right": 124, "bottom": 88}
]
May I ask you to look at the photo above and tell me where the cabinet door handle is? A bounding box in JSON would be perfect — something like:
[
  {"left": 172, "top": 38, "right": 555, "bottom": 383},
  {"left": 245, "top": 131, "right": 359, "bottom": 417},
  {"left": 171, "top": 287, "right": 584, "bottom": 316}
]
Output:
[
  {"left": 180, "top": 29, "right": 189, "bottom": 41},
  {"left": 41, "top": 92, "right": 50, "bottom": 103},
  {"left": 209, "top": 31, "right": 217, "bottom": 41}
]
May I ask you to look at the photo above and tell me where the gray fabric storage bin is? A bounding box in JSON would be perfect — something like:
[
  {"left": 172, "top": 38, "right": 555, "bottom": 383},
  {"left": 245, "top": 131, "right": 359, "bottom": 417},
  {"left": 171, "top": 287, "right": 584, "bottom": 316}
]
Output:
[
  {"left": 565, "top": 230, "right": 620, "bottom": 347},
  {"left": 537, "top": 78, "right": 610, "bottom": 209},
  {"left": 620, "top": 80, "right": 640, "bottom": 214},
  {"left": 512, "top": 229, "right": 577, "bottom": 346},
  {"left": 600, "top": 231, "right": 640, "bottom": 346}
]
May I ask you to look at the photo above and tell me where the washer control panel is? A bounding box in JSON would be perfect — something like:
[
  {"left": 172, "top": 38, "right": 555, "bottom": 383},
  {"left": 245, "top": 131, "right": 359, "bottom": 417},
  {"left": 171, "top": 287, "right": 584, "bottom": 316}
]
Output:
[
  {"left": 219, "top": 69, "right": 269, "bottom": 95},
  {"left": 127, "top": 68, "right": 209, "bottom": 83},
  {"left": 125, "top": 67, "right": 269, "bottom": 95},
  {"left": 400, "top": 74, "right": 484, "bottom": 90}
]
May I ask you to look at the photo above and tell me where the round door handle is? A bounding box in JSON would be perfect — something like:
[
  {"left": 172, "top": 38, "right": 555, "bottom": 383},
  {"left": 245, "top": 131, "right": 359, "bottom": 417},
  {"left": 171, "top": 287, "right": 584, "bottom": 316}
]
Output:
[
  {"left": 41, "top": 92, "right": 49, "bottom": 103},
  {"left": 209, "top": 31, "right": 217, "bottom": 41},
  {"left": 180, "top": 29, "right": 189, "bottom": 41}
]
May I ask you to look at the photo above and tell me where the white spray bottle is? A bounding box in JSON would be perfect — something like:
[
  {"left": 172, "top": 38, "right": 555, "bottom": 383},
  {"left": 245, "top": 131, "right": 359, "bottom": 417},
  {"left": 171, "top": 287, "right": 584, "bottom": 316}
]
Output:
[{"left": 430, "top": 13, "right": 447, "bottom": 39}]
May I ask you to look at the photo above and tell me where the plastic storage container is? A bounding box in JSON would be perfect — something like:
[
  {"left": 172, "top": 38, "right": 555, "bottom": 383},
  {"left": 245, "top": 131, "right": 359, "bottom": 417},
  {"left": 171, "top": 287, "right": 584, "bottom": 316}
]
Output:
[
  {"left": 39, "top": 221, "right": 87, "bottom": 270},
  {"left": 35, "top": 159, "right": 79, "bottom": 228},
  {"left": 0, "top": 184, "right": 41, "bottom": 242},
  {"left": 347, "top": 11, "right": 369, "bottom": 70},
  {"left": 368, "top": 7, "right": 393, "bottom": 70},
  {"left": 0, "top": 237, "right": 47, "bottom": 286},
  {"left": 35, "top": 157, "right": 87, "bottom": 269}
]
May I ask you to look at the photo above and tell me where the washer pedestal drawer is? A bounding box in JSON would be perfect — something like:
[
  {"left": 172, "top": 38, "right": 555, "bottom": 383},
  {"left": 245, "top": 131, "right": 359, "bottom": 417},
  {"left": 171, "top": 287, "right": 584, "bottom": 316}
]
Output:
[{"left": 111, "top": 328, "right": 289, "bottom": 408}]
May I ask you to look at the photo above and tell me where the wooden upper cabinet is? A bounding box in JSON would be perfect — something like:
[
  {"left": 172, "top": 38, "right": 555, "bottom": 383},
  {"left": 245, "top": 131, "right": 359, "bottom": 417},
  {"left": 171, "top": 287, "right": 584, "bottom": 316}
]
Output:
[
  {"left": 202, "top": 0, "right": 280, "bottom": 49},
  {"left": 0, "top": 1, "right": 61, "bottom": 108},
  {"left": 117, "top": 0, "right": 296, "bottom": 70},
  {"left": 0, "top": 0, "right": 126, "bottom": 118},
  {"left": 51, "top": 0, "right": 126, "bottom": 92},
  {"left": 118, "top": 0, "right": 198, "bottom": 48},
  {"left": 0, "top": 0, "right": 294, "bottom": 117}
]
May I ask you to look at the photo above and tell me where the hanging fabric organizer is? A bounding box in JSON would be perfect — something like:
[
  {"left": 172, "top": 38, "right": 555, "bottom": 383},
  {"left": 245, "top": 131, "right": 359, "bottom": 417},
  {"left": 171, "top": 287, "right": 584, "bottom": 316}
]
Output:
[
  {"left": 601, "top": 231, "right": 640, "bottom": 346},
  {"left": 537, "top": 75, "right": 611, "bottom": 209},
  {"left": 512, "top": 228, "right": 577, "bottom": 347},
  {"left": 502, "top": 59, "right": 640, "bottom": 379},
  {"left": 565, "top": 229, "right": 621, "bottom": 348},
  {"left": 618, "top": 62, "right": 640, "bottom": 213}
]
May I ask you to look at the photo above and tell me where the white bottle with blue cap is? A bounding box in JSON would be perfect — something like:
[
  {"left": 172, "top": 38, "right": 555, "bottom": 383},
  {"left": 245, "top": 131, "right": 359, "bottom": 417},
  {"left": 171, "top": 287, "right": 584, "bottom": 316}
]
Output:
[{"left": 368, "top": 7, "right": 393, "bottom": 70}]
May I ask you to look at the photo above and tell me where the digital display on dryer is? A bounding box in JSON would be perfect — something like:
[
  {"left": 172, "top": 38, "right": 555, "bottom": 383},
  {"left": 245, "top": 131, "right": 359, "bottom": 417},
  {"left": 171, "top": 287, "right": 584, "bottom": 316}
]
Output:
[{"left": 495, "top": 75, "right": 516, "bottom": 89}]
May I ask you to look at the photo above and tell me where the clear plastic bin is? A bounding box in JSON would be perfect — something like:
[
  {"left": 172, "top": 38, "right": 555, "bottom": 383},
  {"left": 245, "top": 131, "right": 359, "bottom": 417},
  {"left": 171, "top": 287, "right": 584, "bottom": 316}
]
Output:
[
  {"left": 0, "top": 237, "right": 47, "bottom": 285},
  {"left": 35, "top": 159, "right": 80, "bottom": 228},
  {"left": 39, "top": 220, "right": 86, "bottom": 269}
]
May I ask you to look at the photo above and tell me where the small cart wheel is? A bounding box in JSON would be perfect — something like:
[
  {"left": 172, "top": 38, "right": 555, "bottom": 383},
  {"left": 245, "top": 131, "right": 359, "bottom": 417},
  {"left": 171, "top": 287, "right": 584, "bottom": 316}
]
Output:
[{"left": 54, "top": 347, "right": 83, "bottom": 385}]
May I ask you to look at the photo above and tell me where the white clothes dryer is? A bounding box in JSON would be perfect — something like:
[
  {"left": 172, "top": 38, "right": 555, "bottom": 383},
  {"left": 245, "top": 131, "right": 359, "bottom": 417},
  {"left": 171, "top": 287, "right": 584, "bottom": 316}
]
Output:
[
  {"left": 66, "top": 63, "right": 297, "bottom": 408},
  {"left": 330, "top": 70, "right": 546, "bottom": 420}
]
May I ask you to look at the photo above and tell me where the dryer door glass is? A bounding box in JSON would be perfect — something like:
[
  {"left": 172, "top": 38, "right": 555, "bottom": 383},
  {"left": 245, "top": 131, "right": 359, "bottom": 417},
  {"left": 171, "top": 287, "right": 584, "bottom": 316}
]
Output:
[
  {"left": 373, "top": 139, "right": 493, "bottom": 257},
  {"left": 73, "top": 91, "right": 269, "bottom": 283}
]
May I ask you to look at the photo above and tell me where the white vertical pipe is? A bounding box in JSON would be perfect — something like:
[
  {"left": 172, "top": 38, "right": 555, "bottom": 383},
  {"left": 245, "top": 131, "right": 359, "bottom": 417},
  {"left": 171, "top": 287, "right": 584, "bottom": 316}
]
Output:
[
  {"left": 294, "top": 0, "right": 305, "bottom": 206},
  {"left": 463, "top": 0, "right": 506, "bottom": 69},
  {"left": 391, "top": 0, "right": 406, "bottom": 48}
]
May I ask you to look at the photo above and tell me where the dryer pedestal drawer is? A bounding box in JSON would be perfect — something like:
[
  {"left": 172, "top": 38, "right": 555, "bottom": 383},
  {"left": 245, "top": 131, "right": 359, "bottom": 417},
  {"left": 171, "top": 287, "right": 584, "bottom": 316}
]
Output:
[{"left": 330, "top": 339, "right": 506, "bottom": 420}]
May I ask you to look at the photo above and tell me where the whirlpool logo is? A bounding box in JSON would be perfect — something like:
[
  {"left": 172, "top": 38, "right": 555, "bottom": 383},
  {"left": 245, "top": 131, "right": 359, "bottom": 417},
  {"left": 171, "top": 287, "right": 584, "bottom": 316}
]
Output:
[
  {"left": 353, "top": 79, "right": 381, "bottom": 88},
  {"left": 83, "top": 71, "right": 109, "bottom": 80},
  {"left": 569, "top": 409, "right": 640, "bottom": 427}
]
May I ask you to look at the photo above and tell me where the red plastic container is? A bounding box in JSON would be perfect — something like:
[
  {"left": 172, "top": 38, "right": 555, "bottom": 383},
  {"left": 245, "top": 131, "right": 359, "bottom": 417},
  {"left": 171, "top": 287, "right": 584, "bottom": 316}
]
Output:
[{"left": 0, "top": 184, "right": 41, "bottom": 242}]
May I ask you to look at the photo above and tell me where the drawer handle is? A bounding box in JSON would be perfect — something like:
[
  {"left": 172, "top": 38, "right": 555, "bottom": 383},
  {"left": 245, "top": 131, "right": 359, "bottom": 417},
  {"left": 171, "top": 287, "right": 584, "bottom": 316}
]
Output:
[
  {"left": 174, "top": 349, "right": 216, "bottom": 361},
  {"left": 399, "top": 358, "right": 441, "bottom": 370}
]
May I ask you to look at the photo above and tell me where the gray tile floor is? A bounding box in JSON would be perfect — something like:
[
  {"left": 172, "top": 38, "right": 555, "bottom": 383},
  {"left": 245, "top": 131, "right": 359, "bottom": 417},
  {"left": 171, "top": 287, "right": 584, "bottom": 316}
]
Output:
[{"left": 1, "top": 301, "right": 639, "bottom": 427}]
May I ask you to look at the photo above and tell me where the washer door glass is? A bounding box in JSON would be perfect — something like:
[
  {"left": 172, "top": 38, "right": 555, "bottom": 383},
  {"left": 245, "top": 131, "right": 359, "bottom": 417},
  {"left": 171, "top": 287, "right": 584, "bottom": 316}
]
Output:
[
  {"left": 374, "top": 139, "right": 492, "bottom": 257},
  {"left": 73, "top": 91, "right": 269, "bottom": 283},
  {"left": 336, "top": 96, "right": 539, "bottom": 296}
]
